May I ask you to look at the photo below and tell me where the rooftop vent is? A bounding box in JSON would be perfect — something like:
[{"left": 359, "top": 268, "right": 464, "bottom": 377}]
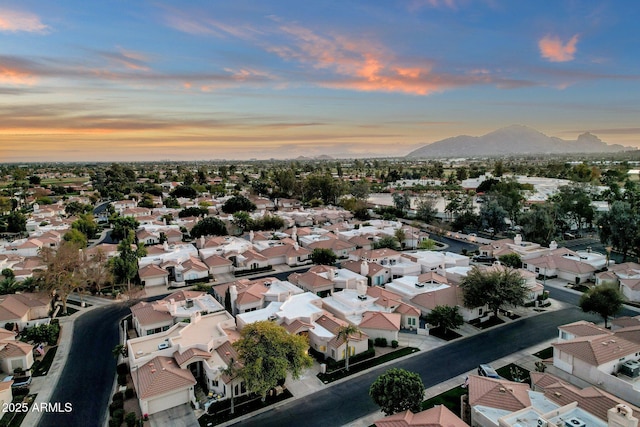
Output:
[
  {"left": 565, "top": 417, "right": 586, "bottom": 427},
  {"left": 415, "top": 283, "right": 425, "bottom": 288},
  {"left": 357, "top": 295, "right": 367, "bottom": 301},
  {"left": 185, "top": 299, "right": 194, "bottom": 308}
]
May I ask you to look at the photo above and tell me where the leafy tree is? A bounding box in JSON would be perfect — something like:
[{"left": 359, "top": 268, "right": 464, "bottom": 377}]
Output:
[
  {"left": 232, "top": 211, "right": 254, "bottom": 233},
  {"left": 234, "top": 321, "right": 312, "bottom": 401},
  {"left": 190, "top": 216, "right": 228, "bottom": 238},
  {"left": 222, "top": 195, "right": 256, "bottom": 214},
  {"left": 479, "top": 199, "right": 508, "bottom": 235},
  {"left": 460, "top": 266, "right": 528, "bottom": 318},
  {"left": 374, "top": 236, "right": 399, "bottom": 250},
  {"left": 425, "top": 305, "right": 463, "bottom": 336},
  {"left": 38, "top": 241, "right": 87, "bottom": 314},
  {"left": 83, "top": 248, "right": 113, "bottom": 294},
  {"left": 310, "top": 248, "right": 337, "bottom": 266},
  {"left": 170, "top": 185, "right": 198, "bottom": 199},
  {"left": 178, "top": 206, "right": 208, "bottom": 218},
  {"left": 110, "top": 216, "right": 140, "bottom": 241},
  {"left": 351, "top": 180, "right": 370, "bottom": 201},
  {"left": 6, "top": 211, "right": 26, "bottom": 233},
  {"left": 519, "top": 204, "right": 556, "bottom": 246},
  {"left": 369, "top": 368, "right": 424, "bottom": 416},
  {"left": 579, "top": 285, "right": 624, "bottom": 328},
  {"left": 63, "top": 228, "right": 88, "bottom": 247},
  {"left": 28, "top": 175, "right": 41, "bottom": 185},
  {"left": 418, "top": 239, "right": 437, "bottom": 250},
  {"left": 65, "top": 201, "right": 92, "bottom": 216},
  {"left": 110, "top": 232, "right": 145, "bottom": 291},
  {"left": 498, "top": 253, "right": 522, "bottom": 269},
  {"left": 598, "top": 201, "right": 638, "bottom": 261},
  {"left": 72, "top": 213, "right": 98, "bottom": 240},
  {"left": 415, "top": 197, "right": 437, "bottom": 224},
  {"left": 336, "top": 324, "right": 362, "bottom": 372},
  {"left": 392, "top": 192, "right": 411, "bottom": 214},
  {"left": 551, "top": 185, "right": 595, "bottom": 231},
  {"left": 250, "top": 215, "right": 285, "bottom": 231},
  {"left": 163, "top": 196, "right": 180, "bottom": 208}
]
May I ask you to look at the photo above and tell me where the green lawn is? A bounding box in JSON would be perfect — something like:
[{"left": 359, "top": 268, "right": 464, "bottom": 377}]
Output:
[
  {"left": 0, "top": 394, "right": 36, "bottom": 427},
  {"left": 32, "top": 346, "right": 58, "bottom": 377},
  {"left": 198, "top": 390, "right": 292, "bottom": 426},
  {"left": 532, "top": 346, "right": 554, "bottom": 360},
  {"left": 317, "top": 347, "right": 419, "bottom": 383},
  {"left": 421, "top": 385, "right": 466, "bottom": 415}
]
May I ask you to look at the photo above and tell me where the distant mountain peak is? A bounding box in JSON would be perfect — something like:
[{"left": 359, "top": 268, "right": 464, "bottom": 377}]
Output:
[{"left": 406, "top": 125, "right": 631, "bottom": 158}]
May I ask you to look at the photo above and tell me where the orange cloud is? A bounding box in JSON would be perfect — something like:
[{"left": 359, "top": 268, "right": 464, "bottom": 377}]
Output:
[
  {"left": 0, "top": 8, "right": 48, "bottom": 33},
  {"left": 538, "top": 34, "right": 579, "bottom": 62},
  {"left": 0, "top": 65, "right": 36, "bottom": 85},
  {"left": 269, "top": 24, "right": 482, "bottom": 95}
]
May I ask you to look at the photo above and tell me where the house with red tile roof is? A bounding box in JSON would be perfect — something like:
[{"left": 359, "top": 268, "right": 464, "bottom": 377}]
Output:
[
  {"left": 552, "top": 321, "right": 640, "bottom": 406},
  {"left": 259, "top": 243, "right": 311, "bottom": 267},
  {"left": 341, "top": 259, "right": 391, "bottom": 286},
  {"left": 358, "top": 311, "right": 401, "bottom": 342},
  {"left": 138, "top": 264, "right": 169, "bottom": 288},
  {"left": 0, "top": 293, "right": 51, "bottom": 329},
  {"left": 0, "top": 329, "right": 34, "bottom": 375},
  {"left": 374, "top": 405, "right": 469, "bottom": 427}
]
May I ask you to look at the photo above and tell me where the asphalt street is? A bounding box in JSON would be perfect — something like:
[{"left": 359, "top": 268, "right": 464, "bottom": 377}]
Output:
[
  {"left": 38, "top": 303, "right": 131, "bottom": 427},
  {"left": 236, "top": 306, "right": 599, "bottom": 427}
]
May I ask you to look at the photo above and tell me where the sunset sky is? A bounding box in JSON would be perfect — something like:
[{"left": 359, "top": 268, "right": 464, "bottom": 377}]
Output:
[{"left": 1, "top": 0, "right": 639, "bottom": 162}]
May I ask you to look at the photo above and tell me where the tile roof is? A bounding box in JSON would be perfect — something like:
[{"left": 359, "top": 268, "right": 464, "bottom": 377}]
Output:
[
  {"left": 163, "top": 290, "right": 205, "bottom": 302},
  {"left": 296, "top": 271, "right": 334, "bottom": 290},
  {"left": 235, "top": 283, "right": 268, "bottom": 306},
  {"left": 138, "top": 264, "right": 168, "bottom": 279},
  {"left": 531, "top": 371, "right": 640, "bottom": 421},
  {"left": 559, "top": 320, "right": 610, "bottom": 337},
  {"left": 131, "top": 301, "right": 173, "bottom": 326},
  {"left": 173, "top": 347, "right": 212, "bottom": 367},
  {"left": 468, "top": 375, "right": 531, "bottom": 412},
  {"left": 134, "top": 356, "right": 196, "bottom": 399},
  {"left": 359, "top": 311, "right": 401, "bottom": 331},
  {"left": 374, "top": 406, "right": 469, "bottom": 427},
  {"left": 284, "top": 319, "right": 314, "bottom": 335},
  {"left": 0, "top": 340, "right": 33, "bottom": 358},
  {"left": 410, "top": 286, "right": 458, "bottom": 310},
  {"left": 612, "top": 316, "right": 640, "bottom": 329},
  {"left": 203, "top": 254, "right": 233, "bottom": 267},
  {"left": 553, "top": 333, "right": 640, "bottom": 366},
  {"left": 215, "top": 341, "right": 242, "bottom": 383}
]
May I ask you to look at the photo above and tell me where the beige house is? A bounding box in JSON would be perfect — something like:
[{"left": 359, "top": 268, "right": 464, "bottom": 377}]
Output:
[
  {"left": 138, "top": 264, "right": 169, "bottom": 288},
  {"left": 0, "top": 329, "right": 33, "bottom": 374},
  {"left": 375, "top": 406, "right": 468, "bottom": 427},
  {"left": 0, "top": 293, "right": 51, "bottom": 329}
]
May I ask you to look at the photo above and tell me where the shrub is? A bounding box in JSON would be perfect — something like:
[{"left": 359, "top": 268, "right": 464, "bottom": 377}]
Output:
[
  {"left": 109, "top": 400, "right": 124, "bottom": 415},
  {"left": 112, "top": 391, "right": 124, "bottom": 402},
  {"left": 374, "top": 337, "right": 388, "bottom": 347},
  {"left": 4, "top": 322, "right": 14, "bottom": 331},
  {"left": 112, "top": 408, "right": 125, "bottom": 426},
  {"left": 125, "top": 412, "right": 137, "bottom": 427},
  {"left": 116, "top": 363, "right": 128, "bottom": 376},
  {"left": 117, "top": 373, "right": 127, "bottom": 386},
  {"left": 124, "top": 387, "right": 134, "bottom": 399},
  {"left": 391, "top": 340, "right": 399, "bottom": 348}
]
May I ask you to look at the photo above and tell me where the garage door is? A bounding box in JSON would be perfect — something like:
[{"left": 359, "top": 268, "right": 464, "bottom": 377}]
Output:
[{"left": 148, "top": 389, "right": 190, "bottom": 415}]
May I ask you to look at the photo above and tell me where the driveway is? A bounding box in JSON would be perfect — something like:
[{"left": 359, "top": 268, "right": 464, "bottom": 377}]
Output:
[{"left": 149, "top": 404, "right": 199, "bottom": 427}]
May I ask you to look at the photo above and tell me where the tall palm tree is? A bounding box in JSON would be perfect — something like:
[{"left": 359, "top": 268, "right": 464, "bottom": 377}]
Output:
[{"left": 336, "top": 324, "right": 361, "bottom": 372}]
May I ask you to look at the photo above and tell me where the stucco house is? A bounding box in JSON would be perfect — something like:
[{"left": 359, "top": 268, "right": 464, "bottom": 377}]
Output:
[
  {"left": 138, "top": 264, "right": 169, "bottom": 288},
  {"left": 0, "top": 293, "right": 52, "bottom": 329},
  {"left": 0, "top": 329, "right": 33, "bottom": 375}
]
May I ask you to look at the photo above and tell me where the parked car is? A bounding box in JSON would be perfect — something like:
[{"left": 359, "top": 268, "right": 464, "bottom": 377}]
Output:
[
  {"left": 477, "top": 364, "right": 501, "bottom": 379},
  {"left": 10, "top": 376, "right": 32, "bottom": 388},
  {"left": 472, "top": 255, "right": 496, "bottom": 264}
]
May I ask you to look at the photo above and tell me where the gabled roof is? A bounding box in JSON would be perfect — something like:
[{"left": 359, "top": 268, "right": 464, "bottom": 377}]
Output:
[
  {"left": 612, "top": 316, "right": 640, "bottom": 329},
  {"left": 410, "top": 285, "right": 458, "bottom": 310},
  {"left": 308, "top": 239, "right": 355, "bottom": 251},
  {"left": 134, "top": 356, "right": 196, "bottom": 399},
  {"left": 359, "top": 311, "right": 401, "bottom": 331},
  {"left": 553, "top": 333, "right": 640, "bottom": 366},
  {"left": 163, "top": 290, "right": 205, "bottom": 302},
  {"left": 341, "top": 260, "right": 388, "bottom": 277},
  {"left": 215, "top": 341, "right": 242, "bottom": 383},
  {"left": 530, "top": 371, "right": 640, "bottom": 421},
  {"left": 173, "top": 347, "right": 212, "bottom": 367},
  {"left": 468, "top": 375, "right": 531, "bottom": 412},
  {"left": 235, "top": 283, "right": 268, "bottom": 306},
  {"left": 138, "top": 264, "right": 168, "bottom": 279},
  {"left": 295, "top": 271, "right": 334, "bottom": 290},
  {"left": 130, "top": 301, "right": 173, "bottom": 326},
  {"left": 203, "top": 254, "right": 233, "bottom": 267},
  {"left": 559, "top": 320, "right": 609, "bottom": 338},
  {"left": 374, "top": 406, "right": 469, "bottom": 427}
]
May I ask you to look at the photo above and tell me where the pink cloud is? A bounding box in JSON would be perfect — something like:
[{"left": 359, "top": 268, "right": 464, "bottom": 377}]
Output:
[
  {"left": 162, "top": 8, "right": 259, "bottom": 40},
  {"left": 0, "top": 8, "right": 48, "bottom": 33},
  {"left": 0, "top": 65, "right": 36, "bottom": 85},
  {"left": 538, "top": 34, "right": 579, "bottom": 62},
  {"left": 269, "top": 24, "right": 490, "bottom": 95}
]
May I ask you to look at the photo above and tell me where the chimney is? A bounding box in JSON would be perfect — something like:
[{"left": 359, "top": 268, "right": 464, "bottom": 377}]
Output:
[
  {"left": 549, "top": 240, "right": 558, "bottom": 250},
  {"left": 360, "top": 260, "right": 369, "bottom": 277},
  {"left": 199, "top": 235, "right": 205, "bottom": 248},
  {"left": 229, "top": 285, "right": 238, "bottom": 315},
  {"left": 608, "top": 405, "right": 638, "bottom": 427}
]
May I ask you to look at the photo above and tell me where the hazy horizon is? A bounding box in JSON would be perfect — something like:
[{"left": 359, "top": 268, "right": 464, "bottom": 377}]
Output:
[{"left": 1, "top": 1, "right": 639, "bottom": 162}]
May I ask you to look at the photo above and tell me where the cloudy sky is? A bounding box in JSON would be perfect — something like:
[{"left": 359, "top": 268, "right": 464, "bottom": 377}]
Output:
[{"left": 1, "top": 0, "right": 639, "bottom": 161}]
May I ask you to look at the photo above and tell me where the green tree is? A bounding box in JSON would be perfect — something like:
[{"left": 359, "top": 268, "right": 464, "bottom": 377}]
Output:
[
  {"left": 65, "top": 201, "right": 92, "bottom": 216},
  {"left": 498, "top": 253, "right": 522, "bottom": 269},
  {"left": 336, "top": 324, "right": 362, "bottom": 372},
  {"left": 519, "top": 204, "right": 556, "bottom": 246},
  {"left": 415, "top": 197, "right": 437, "bottom": 224},
  {"left": 460, "top": 266, "right": 528, "bottom": 318},
  {"left": 234, "top": 321, "right": 312, "bottom": 401},
  {"left": 72, "top": 213, "right": 98, "bottom": 240},
  {"left": 232, "top": 211, "right": 254, "bottom": 233},
  {"left": 190, "top": 216, "right": 228, "bottom": 238},
  {"left": 351, "top": 180, "right": 370, "bottom": 201},
  {"left": 374, "top": 236, "right": 399, "bottom": 250},
  {"left": 110, "top": 232, "right": 145, "bottom": 291},
  {"left": 178, "top": 206, "right": 208, "bottom": 218},
  {"left": 310, "top": 248, "right": 337, "bottom": 266},
  {"left": 170, "top": 185, "right": 198, "bottom": 199},
  {"left": 369, "top": 368, "right": 424, "bottom": 416},
  {"left": 479, "top": 199, "right": 508, "bottom": 235},
  {"left": 6, "top": 211, "right": 26, "bottom": 233},
  {"left": 110, "top": 216, "right": 140, "bottom": 241},
  {"left": 551, "top": 185, "right": 595, "bottom": 231},
  {"left": 63, "top": 228, "right": 88, "bottom": 247},
  {"left": 392, "top": 192, "right": 411, "bottom": 214},
  {"left": 222, "top": 195, "right": 256, "bottom": 214},
  {"left": 579, "top": 285, "right": 624, "bottom": 328},
  {"left": 425, "top": 305, "right": 463, "bottom": 337},
  {"left": 598, "top": 201, "right": 638, "bottom": 261},
  {"left": 418, "top": 239, "right": 437, "bottom": 250}
]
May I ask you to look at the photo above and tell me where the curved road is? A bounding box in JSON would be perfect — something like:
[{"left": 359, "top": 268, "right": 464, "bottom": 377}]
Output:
[{"left": 39, "top": 303, "right": 131, "bottom": 427}]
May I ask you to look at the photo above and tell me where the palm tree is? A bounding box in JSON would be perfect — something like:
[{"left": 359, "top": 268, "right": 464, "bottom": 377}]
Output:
[
  {"left": 219, "top": 357, "right": 240, "bottom": 414},
  {"left": 336, "top": 324, "right": 361, "bottom": 372}
]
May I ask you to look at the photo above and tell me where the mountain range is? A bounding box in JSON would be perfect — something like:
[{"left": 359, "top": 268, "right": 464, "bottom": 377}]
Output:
[{"left": 406, "top": 125, "right": 632, "bottom": 158}]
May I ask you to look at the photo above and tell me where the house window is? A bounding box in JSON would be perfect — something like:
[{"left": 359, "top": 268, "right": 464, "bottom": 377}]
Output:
[
  {"left": 535, "top": 267, "right": 540, "bottom": 273},
  {"left": 478, "top": 308, "right": 483, "bottom": 316},
  {"left": 319, "top": 345, "right": 326, "bottom": 352},
  {"left": 523, "top": 263, "right": 528, "bottom": 269},
  {"left": 331, "top": 349, "right": 335, "bottom": 358},
  {"left": 560, "top": 331, "right": 568, "bottom": 340},
  {"left": 211, "top": 379, "right": 219, "bottom": 387}
]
